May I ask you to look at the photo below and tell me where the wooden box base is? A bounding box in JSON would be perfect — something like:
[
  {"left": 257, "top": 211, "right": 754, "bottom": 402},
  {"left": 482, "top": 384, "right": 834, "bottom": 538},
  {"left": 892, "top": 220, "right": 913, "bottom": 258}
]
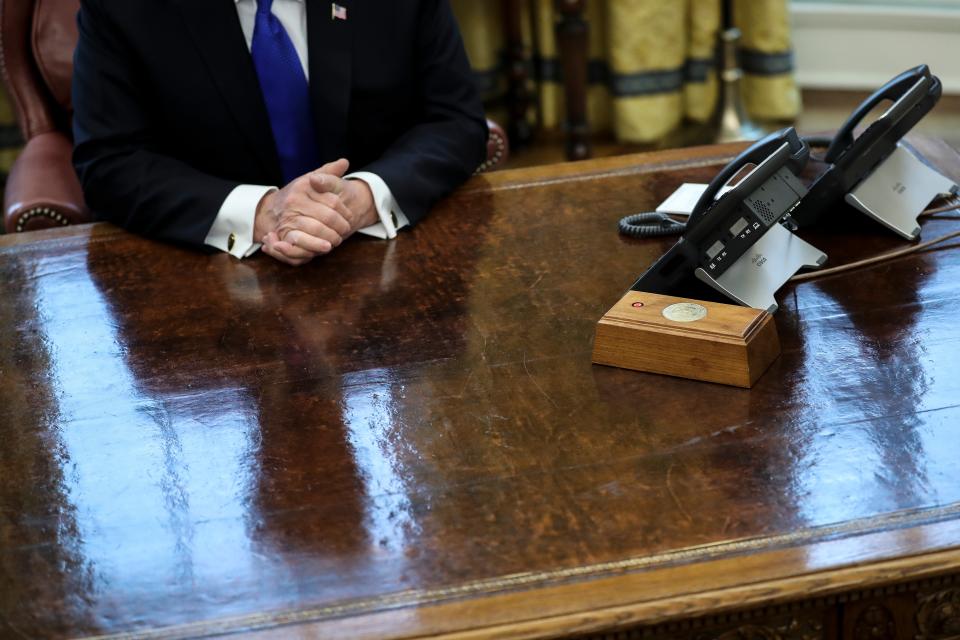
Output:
[{"left": 592, "top": 291, "right": 781, "bottom": 388}]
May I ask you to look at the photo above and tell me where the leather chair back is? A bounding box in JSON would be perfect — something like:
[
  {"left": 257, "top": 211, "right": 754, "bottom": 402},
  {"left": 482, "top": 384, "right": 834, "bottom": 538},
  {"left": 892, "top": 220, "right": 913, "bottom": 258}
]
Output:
[
  {"left": 1, "top": 0, "right": 79, "bottom": 141},
  {"left": 1, "top": 0, "right": 87, "bottom": 233}
]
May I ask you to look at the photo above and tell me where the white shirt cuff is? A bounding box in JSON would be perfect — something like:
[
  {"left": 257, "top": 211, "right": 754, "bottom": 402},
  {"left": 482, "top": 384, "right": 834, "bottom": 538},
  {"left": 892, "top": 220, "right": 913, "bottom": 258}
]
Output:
[
  {"left": 345, "top": 171, "right": 409, "bottom": 240},
  {"left": 204, "top": 184, "right": 276, "bottom": 258}
]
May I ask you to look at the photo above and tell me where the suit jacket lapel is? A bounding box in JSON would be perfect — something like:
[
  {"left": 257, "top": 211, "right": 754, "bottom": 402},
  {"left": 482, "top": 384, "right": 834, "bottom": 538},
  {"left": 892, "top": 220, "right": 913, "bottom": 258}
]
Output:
[
  {"left": 306, "top": 0, "right": 353, "bottom": 162},
  {"left": 174, "top": 0, "right": 282, "bottom": 182}
]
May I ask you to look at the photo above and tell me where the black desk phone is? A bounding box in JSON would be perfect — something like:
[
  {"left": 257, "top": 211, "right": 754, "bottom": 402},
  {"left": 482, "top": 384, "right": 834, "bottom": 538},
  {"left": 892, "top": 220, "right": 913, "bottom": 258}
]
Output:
[
  {"left": 631, "top": 128, "right": 826, "bottom": 312},
  {"left": 792, "top": 65, "right": 946, "bottom": 237}
]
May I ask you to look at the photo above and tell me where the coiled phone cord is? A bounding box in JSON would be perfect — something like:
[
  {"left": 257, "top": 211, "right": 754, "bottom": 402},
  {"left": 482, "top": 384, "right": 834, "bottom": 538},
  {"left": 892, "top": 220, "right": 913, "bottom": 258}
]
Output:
[{"left": 617, "top": 212, "right": 686, "bottom": 237}]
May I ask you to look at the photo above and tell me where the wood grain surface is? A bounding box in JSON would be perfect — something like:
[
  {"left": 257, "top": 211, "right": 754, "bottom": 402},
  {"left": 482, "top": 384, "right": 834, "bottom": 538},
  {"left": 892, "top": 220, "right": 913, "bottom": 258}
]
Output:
[{"left": 1, "top": 138, "right": 959, "bottom": 639}]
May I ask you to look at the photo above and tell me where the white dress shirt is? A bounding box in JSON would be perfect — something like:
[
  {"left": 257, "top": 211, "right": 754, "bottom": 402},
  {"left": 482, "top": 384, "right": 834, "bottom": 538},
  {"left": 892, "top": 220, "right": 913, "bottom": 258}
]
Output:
[{"left": 204, "top": 0, "right": 409, "bottom": 258}]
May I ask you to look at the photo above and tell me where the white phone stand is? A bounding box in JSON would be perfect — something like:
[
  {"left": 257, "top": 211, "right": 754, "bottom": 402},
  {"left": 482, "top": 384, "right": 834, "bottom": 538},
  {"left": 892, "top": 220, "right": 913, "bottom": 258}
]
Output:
[
  {"left": 695, "top": 223, "right": 827, "bottom": 313},
  {"left": 846, "top": 143, "right": 958, "bottom": 240}
]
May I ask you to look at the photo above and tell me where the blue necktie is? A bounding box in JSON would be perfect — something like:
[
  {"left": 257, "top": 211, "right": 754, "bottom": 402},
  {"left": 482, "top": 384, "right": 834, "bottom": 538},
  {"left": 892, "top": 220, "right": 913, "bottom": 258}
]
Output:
[{"left": 250, "top": 0, "right": 320, "bottom": 183}]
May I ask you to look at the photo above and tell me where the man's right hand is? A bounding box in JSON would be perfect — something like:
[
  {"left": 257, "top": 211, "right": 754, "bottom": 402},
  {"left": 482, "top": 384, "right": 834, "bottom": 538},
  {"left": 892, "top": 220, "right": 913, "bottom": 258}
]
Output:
[{"left": 255, "top": 158, "right": 355, "bottom": 266}]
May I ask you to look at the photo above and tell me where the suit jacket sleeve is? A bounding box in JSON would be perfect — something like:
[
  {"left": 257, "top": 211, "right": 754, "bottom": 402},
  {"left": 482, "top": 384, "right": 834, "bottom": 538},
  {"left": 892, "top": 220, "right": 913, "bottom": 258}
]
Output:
[
  {"left": 72, "top": 0, "right": 239, "bottom": 248},
  {"left": 358, "top": 0, "right": 488, "bottom": 225}
]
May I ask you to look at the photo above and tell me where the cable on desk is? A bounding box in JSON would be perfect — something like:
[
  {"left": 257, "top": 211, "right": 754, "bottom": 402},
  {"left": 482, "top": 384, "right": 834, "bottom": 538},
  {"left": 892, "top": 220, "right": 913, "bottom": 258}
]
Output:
[
  {"left": 789, "top": 230, "right": 960, "bottom": 282},
  {"left": 790, "top": 196, "right": 960, "bottom": 283},
  {"left": 919, "top": 195, "right": 960, "bottom": 216}
]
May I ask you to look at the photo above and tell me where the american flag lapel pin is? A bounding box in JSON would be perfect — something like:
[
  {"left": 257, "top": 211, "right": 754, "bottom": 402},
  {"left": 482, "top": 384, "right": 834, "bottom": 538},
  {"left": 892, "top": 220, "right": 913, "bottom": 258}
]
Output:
[{"left": 331, "top": 3, "right": 347, "bottom": 20}]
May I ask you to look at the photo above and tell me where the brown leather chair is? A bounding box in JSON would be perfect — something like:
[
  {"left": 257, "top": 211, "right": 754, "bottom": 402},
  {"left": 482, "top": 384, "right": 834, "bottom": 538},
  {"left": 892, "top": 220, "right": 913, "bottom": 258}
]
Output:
[
  {"left": 1, "top": 0, "right": 87, "bottom": 233},
  {"left": 0, "top": 0, "right": 506, "bottom": 235}
]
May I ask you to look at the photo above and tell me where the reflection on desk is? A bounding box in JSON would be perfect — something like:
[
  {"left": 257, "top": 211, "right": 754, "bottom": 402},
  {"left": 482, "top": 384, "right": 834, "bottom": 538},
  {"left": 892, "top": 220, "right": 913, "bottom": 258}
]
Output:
[{"left": 1, "top": 138, "right": 960, "bottom": 639}]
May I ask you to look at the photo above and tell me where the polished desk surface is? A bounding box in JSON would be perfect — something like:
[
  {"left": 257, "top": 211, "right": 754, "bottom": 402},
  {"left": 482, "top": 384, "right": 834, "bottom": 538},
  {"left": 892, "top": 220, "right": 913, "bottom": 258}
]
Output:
[{"left": 2, "top": 140, "right": 960, "bottom": 640}]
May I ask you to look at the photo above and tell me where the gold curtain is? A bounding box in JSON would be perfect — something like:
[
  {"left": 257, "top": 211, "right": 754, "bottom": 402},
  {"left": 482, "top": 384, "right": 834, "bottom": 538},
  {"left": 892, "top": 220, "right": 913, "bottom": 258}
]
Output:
[{"left": 451, "top": 0, "right": 800, "bottom": 144}]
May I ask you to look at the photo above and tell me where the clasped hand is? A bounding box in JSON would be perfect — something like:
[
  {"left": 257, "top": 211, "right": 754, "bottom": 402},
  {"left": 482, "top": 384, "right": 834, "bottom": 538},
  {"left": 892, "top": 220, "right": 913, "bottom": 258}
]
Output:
[{"left": 254, "top": 158, "right": 378, "bottom": 266}]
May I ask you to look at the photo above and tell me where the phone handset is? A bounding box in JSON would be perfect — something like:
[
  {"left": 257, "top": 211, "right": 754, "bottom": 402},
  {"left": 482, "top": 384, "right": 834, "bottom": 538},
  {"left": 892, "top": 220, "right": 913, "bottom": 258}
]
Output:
[
  {"left": 619, "top": 129, "right": 809, "bottom": 240},
  {"left": 687, "top": 128, "right": 809, "bottom": 233},
  {"left": 823, "top": 64, "right": 935, "bottom": 165}
]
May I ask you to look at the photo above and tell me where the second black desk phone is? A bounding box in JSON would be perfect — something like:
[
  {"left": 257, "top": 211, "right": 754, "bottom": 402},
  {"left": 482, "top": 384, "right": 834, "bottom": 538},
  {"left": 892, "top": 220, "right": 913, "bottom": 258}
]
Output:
[{"left": 792, "top": 64, "right": 944, "bottom": 234}]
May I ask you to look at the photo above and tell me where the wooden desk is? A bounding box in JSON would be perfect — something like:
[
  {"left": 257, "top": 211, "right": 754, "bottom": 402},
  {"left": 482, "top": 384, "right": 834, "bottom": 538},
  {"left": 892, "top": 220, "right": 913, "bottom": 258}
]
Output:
[{"left": 2, "top": 140, "right": 960, "bottom": 640}]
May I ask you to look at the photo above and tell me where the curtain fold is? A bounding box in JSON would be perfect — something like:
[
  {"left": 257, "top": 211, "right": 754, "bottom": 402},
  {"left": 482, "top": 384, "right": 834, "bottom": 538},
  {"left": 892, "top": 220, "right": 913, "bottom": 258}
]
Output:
[{"left": 452, "top": 0, "right": 800, "bottom": 144}]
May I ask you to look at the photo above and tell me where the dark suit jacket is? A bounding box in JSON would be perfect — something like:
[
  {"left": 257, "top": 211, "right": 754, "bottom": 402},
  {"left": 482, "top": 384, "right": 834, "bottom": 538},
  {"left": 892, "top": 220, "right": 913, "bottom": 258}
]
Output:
[{"left": 72, "top": 0, "right": 487, "bottom": 248}]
